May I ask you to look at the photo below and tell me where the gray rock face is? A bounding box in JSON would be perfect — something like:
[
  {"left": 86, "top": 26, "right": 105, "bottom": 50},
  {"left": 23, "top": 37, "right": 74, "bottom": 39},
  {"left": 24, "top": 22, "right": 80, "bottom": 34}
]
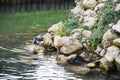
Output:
[{"left": 105, "top": 45, "right": 120, "bottom": 62}]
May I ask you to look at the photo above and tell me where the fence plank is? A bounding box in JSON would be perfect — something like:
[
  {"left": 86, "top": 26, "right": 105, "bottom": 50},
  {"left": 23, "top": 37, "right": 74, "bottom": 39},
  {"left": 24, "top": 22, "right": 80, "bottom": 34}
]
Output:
[{"left": 0, "top": 0, "right": 75, "bottom": 14}]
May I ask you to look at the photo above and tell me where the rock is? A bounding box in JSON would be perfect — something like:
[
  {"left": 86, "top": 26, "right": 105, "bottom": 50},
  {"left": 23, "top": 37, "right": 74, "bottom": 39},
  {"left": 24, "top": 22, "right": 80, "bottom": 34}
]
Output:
[
  {"left": 112, "top": 0, "right": 117, "bottom": 3},
  {"left": 113, "top": 38, "right": 120, "bottom": 47},
  {"left": 60, "top": 36, "right": 83, "bottom": 54},
  {"left": 79, "top": 51, "right": 88, "bottom": 58},
  {"left": 112, "top": 20, "right": 120, "bottom": 33},
  {"left": 97, "top": 0, "right": 106, "bottom": 3},
  {"left": 67, "top": 66, "right": 90, "bottom": 75},
  {"left": 99, "top": 58, "right": 113, "bottom": 71},
  {"left": 83, "top": 10, "right": 97, "bottom": 17},
  {"left": 54, "top": 35, "right": 63, "bottom": 53},
  {"left": 82, "top": 30, "right": 92, "bottom": 38},
  {"left": 71, "top": 5, "right": 83, "bottom": 16},
  {"left": 54, "top": 36, "right": 83, "bottom": 54},
  {"left": 115, "top": 55, "right": 120, "bottom": 72},
  {"left": 102, "top": 29, "right": 118, "bottom": 48},
  {"left": 43, "top": 33, "right": 53, "bottom": 47},
  {"left": 72, "top": 32, "right": 81, "bottom": 39},
  {"left": 108, "top": 23, "right": 114, "bottom": 28},
  {"left": 94, "top": 3, "right": 105, "bottom": 13},
  {"left": 83, "top": 16, "right": 98, "bottom": 28},
  {"left": 60, "top": 42, "right": 82, "bottom": 54},
  {"left": 75, "top": 0, "right": 81, "bottom": 5},
  {"left": 56, "top": 54, "right": 77, "bottom": 63},
  {"left": 83, "top": 0, "right": 97, "bottom": 9},
  {"left": 80, "top": 51, "right": 98, "bottom": 62},
  {"left": 115, "top": 4, "right": 120, "bottom": 11},
  {"left": 71, "top": 28, "right": 84, "bottom": 34},
  {"left": 76, "top": 30, "right": 92, "bottom": 43},
  {"left": 100, "top": 49, "right": 106, "bottom": 57},
  {"left": 94, "top": 46, "right": 102, "bottom": 55},
  {"left": 34, "top": 45, "right": 41, "bottom": 53},
  {"left": 86, "top": 63, "right": 96, "bottom": 68},
  {"left": 105, "top": 45, "right": 120, "bottom": 62},
  {"left": 72, "top": 29, "right": 92, "bottom": 42},
  {"left": 71, "top": 28, "right": 84, "bottom": 39},
  {"left": 79, "top": 16, "right": 84, "bottom": 22},
  {"left": 48, "top": 22, "right": 63, "bottom": 35}
]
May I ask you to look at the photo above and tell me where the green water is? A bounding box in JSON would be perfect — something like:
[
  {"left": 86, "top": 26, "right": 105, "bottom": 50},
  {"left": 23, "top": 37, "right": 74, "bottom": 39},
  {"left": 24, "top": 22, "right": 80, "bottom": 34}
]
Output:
[{"left": 0, "top": 10, "right": 69, "bottom": 35}]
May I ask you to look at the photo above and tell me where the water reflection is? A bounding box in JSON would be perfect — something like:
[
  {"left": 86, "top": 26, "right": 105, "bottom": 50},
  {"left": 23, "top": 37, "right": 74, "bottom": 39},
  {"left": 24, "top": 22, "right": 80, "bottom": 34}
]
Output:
[
  {"left": 0, "top": 34, "right": 120, "bottom": 80},
  {"left": 0, "top": 46, "right": 79, "bottom": 80}
]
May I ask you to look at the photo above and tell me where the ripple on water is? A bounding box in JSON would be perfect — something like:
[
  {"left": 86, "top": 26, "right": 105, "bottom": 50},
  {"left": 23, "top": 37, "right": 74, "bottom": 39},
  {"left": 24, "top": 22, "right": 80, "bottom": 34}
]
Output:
[
  {"left": 0, "top": 45, "right": 117, "bottom": 80},
  {"left": 0, "top": 73, "right": 23, "bottom": 80}
]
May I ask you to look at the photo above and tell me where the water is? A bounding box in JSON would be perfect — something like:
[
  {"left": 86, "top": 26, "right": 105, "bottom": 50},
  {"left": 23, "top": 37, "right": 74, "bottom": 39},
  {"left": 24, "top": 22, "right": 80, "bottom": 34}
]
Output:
[
  {"left": 0, "top": 46, "right": 81, "bottom": 80},
  {"left": 0, "top": 34, "right": 120, "bottom": 80}
]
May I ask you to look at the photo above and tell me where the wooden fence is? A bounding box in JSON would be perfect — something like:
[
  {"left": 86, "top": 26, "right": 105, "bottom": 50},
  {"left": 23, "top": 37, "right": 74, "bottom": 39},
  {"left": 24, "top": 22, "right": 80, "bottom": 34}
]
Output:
[{"left": 0, "top": 0, "right": 75, "bottom": 14}]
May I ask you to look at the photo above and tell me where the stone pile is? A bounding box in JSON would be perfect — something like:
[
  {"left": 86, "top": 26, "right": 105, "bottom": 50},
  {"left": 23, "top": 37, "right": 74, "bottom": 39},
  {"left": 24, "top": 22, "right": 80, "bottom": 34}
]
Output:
[{"left": 34, "top": 0, "right": 120, "bottom": 73}]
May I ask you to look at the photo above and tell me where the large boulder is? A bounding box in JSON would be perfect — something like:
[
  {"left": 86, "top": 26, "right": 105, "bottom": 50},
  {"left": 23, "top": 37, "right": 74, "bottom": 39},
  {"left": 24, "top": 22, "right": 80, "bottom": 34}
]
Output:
[
  {"left": 105, "top": 45, "right": 120, "bottom": 62},
  {"left": 60, "top": 36, "right": 83, "bottom": 54},
  {"left": 115, "top": 54, "right": 120, "bottom": 72},
  {"left": 43, "top": 33, "right": 53, "bottom": 47},
  {"left": 113, "top": 38, "right": 120, "bottom": 47},
  {"left": 102, "top": 29, "right": 118, "bottom": 48},
  {"left": 112, "top": 20, "right": 120, "bottom": 33},
  {"left": 83, "top": 16, "right": 98, "bottom": 28},
  {"left": 48, "top": 22, "right": 63, "bottom": 35},
  {"left": 83, "top": 0, "right": 97, "bottom": 9}
]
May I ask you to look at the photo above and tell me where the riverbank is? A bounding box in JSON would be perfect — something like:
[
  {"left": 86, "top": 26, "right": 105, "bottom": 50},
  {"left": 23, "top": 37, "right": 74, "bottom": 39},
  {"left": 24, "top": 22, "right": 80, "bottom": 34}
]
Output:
[{"left": 34, "top": 0, "right": 120, "bottom": 76}]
